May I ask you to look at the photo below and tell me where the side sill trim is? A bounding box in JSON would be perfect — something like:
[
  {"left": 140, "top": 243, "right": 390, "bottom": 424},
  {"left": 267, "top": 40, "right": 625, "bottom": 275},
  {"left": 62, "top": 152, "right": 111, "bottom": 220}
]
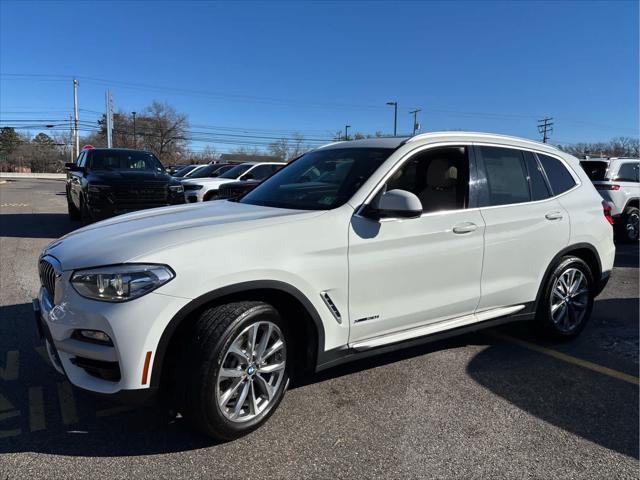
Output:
[{"left": 350, "top": 305, "right": 525, "bottom": 352}]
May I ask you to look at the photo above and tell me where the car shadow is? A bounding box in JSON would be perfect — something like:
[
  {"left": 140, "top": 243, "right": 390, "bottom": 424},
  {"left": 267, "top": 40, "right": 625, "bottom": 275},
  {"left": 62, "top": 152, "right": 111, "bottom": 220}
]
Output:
[
  {"left": 0, "top": 214, "right": 78, "bottom": 239},
  {"left": 614, "top": 243, "right": 639, "bottom": 268},
  {"left": 1, "top": 296, "right": 637, "bottom": 458}
]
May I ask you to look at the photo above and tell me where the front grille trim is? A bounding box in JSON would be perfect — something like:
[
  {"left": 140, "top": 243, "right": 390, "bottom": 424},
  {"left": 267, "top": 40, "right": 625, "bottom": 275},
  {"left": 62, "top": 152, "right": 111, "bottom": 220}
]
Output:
[{"left": 39, "top": 256, "right": 62, "bottom": 301}]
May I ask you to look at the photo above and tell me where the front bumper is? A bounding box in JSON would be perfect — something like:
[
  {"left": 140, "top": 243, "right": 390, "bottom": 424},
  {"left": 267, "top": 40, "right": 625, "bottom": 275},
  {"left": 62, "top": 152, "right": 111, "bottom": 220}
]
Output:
[
  {"left": 33, "top": 279, "right": 190, "bottom": 398},
  {"left": 87, "top": 197, "right": 185, "bottom": 220}
]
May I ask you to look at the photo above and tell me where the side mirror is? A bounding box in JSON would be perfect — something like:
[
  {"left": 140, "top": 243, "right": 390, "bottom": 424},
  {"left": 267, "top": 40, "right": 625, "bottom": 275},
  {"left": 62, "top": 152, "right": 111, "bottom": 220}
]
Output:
[
  {"left": 65, "top": 162, "right": 82, "bottom": 172},
  {"left": 366, "top": 189, "right": 422, "bottom": 219}
]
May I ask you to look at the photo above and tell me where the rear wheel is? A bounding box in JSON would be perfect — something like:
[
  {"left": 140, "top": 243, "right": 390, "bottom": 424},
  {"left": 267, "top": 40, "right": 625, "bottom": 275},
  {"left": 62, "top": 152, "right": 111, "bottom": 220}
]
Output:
[
  {"left": 177, "top": 301, "right": 289, "bottom": 440},
  {"left": 619, "top": 206, "right": 639, "bottom": 242},
  {"left": 536, "top": 256, "right": 594, "bottom": 339}
]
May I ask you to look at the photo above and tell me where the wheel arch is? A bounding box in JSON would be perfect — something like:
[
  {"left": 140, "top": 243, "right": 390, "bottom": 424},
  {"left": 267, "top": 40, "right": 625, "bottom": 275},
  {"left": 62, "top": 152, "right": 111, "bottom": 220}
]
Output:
[
  {"left": 533, "top": 243, "right": 603, "bottom": 313},
  {"left": 624, "top": 197, "right": 639, "bottom": 210},
  {"left": 150, "top": 280, "right": 325, "bottom": 388}
]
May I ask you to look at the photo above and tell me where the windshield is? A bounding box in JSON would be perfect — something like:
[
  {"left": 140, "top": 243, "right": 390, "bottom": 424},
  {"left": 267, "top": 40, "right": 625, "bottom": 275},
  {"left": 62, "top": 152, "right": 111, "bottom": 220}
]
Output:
[
  {"left": 240, "top": 148, "right": 393, "bottom": 210},
  {"left": 187, "top": 164, "right": 223, "bottom": 178},
  {"left": 89, "top": 150, "right": 164, "bottom": 172},
  {"left": 219, "top": 164, "right": 253, "bottom": 179},
  {"left": 580, "top": 160, "right": 609, "bottom": 181},
  {"left": 173, "top": 165, "right": 197, "bottom": 177}
]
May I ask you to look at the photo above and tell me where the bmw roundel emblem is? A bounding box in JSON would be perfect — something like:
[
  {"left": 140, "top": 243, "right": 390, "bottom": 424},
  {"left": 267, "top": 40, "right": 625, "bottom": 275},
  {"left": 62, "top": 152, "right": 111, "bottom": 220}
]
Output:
[{"left": 247, "top": 366, "right": 256, "bottom": 375}]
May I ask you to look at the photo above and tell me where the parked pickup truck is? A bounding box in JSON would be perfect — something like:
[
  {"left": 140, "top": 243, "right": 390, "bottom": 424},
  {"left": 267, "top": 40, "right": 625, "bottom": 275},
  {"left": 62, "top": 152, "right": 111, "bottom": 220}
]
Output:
[{"left": 65, "top": 147, "right": 185, "bottom": 223}]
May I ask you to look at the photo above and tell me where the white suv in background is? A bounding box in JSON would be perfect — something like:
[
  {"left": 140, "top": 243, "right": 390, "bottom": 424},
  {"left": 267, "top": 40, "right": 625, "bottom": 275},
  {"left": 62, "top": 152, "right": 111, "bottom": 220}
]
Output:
[
  {"left": 580, "top": 157, "right": 639, "bottom": 242},
  {"left": 34, "top": 132, "right": 614, "bottom": 440},
  {"left": 182, "top": 162, "right": 285, "bottom": 202}
]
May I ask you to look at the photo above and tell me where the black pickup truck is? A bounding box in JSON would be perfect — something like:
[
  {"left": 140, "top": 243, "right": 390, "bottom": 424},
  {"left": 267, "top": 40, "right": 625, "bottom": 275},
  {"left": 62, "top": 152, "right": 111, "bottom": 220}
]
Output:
[{"left": 65, "top": 148, "right": 185, "bottom": 223}]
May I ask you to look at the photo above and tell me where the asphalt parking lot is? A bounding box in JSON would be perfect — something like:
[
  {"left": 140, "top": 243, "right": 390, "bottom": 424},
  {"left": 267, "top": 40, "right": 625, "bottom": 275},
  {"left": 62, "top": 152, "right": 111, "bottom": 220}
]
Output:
[{"left": 0, "top": 178, "right": 638, "bottom": 479}]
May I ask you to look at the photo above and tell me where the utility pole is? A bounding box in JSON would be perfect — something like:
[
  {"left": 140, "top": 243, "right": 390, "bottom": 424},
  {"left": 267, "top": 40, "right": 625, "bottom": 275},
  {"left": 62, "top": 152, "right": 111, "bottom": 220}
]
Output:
[
  {"left": 73, "top": 79, "right": 79, "bottom": 157},
  {"left": 344, "top": 124, "right": 351, "bottom": 140},
  {"left": 537, "top": 117, "right": 554, "bottom": 143},
  {"left": 386, "top": 101, "right": 398, "bottom": 136},
  {"left": 69, "top": 115, "right": 74, "bottom": 162},
  {"left": 105, "top": 90, "right": 113, "bottom": 148},
  {"left": 131, "top": 111, "right": 137, "bottom": 148},
  {"left": 409, "top": 108, "right": 422, "bottom": 136}
]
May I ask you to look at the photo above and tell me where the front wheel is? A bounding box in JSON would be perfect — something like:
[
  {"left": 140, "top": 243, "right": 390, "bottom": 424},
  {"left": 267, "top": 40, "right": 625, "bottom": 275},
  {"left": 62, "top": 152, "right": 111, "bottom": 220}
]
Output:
[
  {"left": 178, "top": 301, "right": 289, "bottom": 440},
  {"left": 67, "top": 192, "right": 81, "bottom": 221},
  {"left": 536, "top": 256, "right": 594, "bottom": 339}
]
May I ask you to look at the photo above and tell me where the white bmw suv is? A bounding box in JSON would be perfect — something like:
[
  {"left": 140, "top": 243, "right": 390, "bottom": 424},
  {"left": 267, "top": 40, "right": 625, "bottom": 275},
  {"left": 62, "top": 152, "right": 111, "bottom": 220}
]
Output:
[{"left": 34, "top": 132, "right": 615, "bottom": 440}]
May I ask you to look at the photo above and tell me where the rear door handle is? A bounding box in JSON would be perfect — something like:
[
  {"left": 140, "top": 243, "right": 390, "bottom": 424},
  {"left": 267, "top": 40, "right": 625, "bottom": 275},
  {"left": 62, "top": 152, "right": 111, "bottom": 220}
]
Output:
[
  {"left": 545, "top": 211, "right": 563, "bottom": 221},
  {"left": 452, "top": 222, "right": 477, "bottom": 234}
]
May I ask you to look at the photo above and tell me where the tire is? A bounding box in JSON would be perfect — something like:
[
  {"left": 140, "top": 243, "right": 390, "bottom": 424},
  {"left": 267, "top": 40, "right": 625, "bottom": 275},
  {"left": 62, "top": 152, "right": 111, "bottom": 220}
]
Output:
[
  {"left": 203, "top": 190, "right": 219, "bottom": 202},
  {"left": 177, "top": 301, "right": 290, "bottom": 440},
  {"left": 67, "top": 193, "right": 81, "bottom": 221},
  {"left": 536, "top": 256, "right": 594, "bottom": 339},
  {"left": 79, "top": 197, "right": 93, "bottom": 225},
  {"left": 618, "top": 206, "right": 639, "bottom": 243}
]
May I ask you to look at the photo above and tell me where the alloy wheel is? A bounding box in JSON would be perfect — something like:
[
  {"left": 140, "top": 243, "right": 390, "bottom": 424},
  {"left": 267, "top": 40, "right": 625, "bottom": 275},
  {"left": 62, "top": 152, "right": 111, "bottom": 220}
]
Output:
[
  {"left": 215, "top": 321, "right": 286, "bottom": 423},
  {"left": 550, "top": 267, "right": 590, "bottom": 333}
]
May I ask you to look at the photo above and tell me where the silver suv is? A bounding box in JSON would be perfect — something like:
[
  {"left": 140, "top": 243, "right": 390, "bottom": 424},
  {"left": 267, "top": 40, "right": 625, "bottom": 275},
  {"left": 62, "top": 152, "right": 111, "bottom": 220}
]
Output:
[{"left": 580, "top": 157, "right": 639, "bottom": 242}]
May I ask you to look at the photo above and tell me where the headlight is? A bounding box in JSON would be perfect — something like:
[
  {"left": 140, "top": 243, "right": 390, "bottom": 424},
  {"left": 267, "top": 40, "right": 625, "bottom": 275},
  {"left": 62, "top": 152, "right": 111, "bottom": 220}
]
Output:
[
  {"left": 184, "top": 184, "right": 203, "bottom": 191},
  {"left": 88, "top": 184, "right": 111, "bottom": 193},
  {"left": 169, "top": 185, "right": 184, "bottom": 194},
  {"left": 71, "top": 264, "right": 174, "bottom": 302}
]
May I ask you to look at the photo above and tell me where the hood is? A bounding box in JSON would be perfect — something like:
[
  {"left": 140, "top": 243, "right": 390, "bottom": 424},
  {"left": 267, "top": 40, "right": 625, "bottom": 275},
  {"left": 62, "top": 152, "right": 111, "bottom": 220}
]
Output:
[
  {"left": 181, "top": 177, "right": 235, "bottom": 186},
  {"left": 45, "top": 201, "right": 319, "bottom": 270}
]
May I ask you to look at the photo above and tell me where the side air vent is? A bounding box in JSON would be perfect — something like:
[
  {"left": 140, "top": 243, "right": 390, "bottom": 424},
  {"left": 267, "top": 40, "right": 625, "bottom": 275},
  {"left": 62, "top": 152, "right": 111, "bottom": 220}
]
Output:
[{"left": 320, "top": 291, "right": 342, "bottom": 324}]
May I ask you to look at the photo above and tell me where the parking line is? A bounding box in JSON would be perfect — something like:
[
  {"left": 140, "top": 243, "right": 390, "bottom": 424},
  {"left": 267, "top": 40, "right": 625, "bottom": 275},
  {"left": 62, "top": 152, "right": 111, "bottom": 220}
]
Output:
[
  {"left": 490, "top": 331, "right": 640, "bottom": 385},
  {"left": 57, "top": 381, "right": 79, "bottom": 425},
  {"left": 29, "top": 386, "right": 46, "bottom": 432}
]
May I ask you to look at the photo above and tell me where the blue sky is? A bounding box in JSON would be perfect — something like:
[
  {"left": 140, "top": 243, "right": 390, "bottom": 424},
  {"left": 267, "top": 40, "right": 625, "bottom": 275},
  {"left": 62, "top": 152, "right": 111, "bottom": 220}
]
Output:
[{"left": 1, "top": 0, "right": 638, "bottom": 153}]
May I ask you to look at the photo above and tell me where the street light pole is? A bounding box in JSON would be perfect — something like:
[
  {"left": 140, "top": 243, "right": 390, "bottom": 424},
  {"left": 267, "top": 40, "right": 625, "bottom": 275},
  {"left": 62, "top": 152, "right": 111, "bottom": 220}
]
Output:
[
  {"left": 132, "top": 111, "right": 137, "bottom": 148},
  {"left": 386, "top": 101, "right": 398, "bottom": 136},
  {"left": 345, "top": 124, "right": 351, "bottom": 140},
  {"left": 409, "top": 108, "right": 422, "bottom": 136}
]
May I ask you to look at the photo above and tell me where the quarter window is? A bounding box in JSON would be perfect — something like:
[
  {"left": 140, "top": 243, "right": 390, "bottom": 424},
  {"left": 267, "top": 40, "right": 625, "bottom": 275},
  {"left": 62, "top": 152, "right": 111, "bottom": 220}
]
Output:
[
  {"left": 478, "top": 147, "right": 530, "bottom": 206},
  {"left": 538, "top": 154, "right": 577, "bottom": 195},
  {"left": 385, "top": 146, "right": 469, "bottom": 213},
  {"left": 615, "top": 163, "right": 639, "bottom": 182}
]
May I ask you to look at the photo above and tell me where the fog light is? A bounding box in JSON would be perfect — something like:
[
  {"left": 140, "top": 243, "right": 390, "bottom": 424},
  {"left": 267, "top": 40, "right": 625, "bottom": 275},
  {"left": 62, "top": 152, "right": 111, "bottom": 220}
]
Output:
[{"left": 74, "top": 329, "right": 113, "bottom": 346}]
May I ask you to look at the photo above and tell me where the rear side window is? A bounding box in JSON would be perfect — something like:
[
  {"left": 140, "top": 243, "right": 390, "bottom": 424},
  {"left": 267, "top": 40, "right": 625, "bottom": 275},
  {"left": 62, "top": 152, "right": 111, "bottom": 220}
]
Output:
[
  {"left": 538, "top": 154, "right": 577, "bottom": 195},
  {"left": 523, "top": 151, "right": 551, "bottom": 201},
  {"left": 615, "top": 163, "right": 639, "bottom": 182},
  {"left": 478, "top": 147, "right": 530, "bottom": 206}
]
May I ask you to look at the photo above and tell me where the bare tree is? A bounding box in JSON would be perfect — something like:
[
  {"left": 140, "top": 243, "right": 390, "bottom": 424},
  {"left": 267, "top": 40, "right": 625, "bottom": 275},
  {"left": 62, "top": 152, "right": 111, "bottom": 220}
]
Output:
[
  {"left": 137, "top": 102, "right": 189, "bottom": 163},
  {"left": 268, "top": 133, "right": 310, "bottom": 162}
]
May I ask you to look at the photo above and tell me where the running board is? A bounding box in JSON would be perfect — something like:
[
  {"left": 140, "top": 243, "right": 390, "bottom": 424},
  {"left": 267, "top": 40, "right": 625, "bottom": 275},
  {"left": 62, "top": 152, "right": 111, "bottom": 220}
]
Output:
[{"left": 350, "top": 305, "right": 525, "bottom": 352}]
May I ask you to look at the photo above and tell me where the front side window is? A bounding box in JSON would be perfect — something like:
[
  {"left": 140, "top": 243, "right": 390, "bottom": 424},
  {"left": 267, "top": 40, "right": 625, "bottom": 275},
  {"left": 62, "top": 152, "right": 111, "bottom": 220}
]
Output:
[
  {"left": 89, "top": 150, "right": 164, "bottom": 172},
  {"left": 615, "top": 162, "right": 639, "bottom": 182},
  {"left": 385, "top": 146, "right": 469, "bottom": 213},
  {"left": 246, "top": 164, "right": 276, "bottom": 181},
  {"left": 241, "top": 148, "right": 393, "bottom": 210},
  {"left": 479, "top": 146, "right": 530, "bottom": 206},
  {"left": 538, "top": 153, "right": 577, "bottom": 195}
]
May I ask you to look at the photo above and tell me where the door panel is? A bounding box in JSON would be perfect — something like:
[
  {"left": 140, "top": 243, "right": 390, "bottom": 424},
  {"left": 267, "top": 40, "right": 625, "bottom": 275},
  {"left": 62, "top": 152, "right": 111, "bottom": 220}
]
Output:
[
  {"left": 477, "top": 199, "right": 569, "bottom": 310},
  {"left": 348, "top": 210, "right": 485, "bottom": 342},
  {"left": 474, "top": 145, "right": 570, "bottom": 311}
]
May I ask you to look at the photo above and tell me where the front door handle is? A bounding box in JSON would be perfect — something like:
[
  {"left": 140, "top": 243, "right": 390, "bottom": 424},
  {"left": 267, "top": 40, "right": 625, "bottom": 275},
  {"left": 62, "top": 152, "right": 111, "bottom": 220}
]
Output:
[
  {"left": 545, "top": 211, "right": 563, "bottom": 221},
  {"left": 452, "top": 222, "right": 477, "bottom": 234}
]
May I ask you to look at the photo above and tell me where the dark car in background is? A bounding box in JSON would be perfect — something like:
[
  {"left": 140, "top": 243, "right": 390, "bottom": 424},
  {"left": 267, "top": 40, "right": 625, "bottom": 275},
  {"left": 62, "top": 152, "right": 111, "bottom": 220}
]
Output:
[
  {"left": 65, "top": 148, "right": 186, "bottom": 223},
  {"left": 171, "top": 164, "right": 200, "bottom": 177},
  {"left": 181, "top": 163, "right": 234, "bottom": 180}
]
